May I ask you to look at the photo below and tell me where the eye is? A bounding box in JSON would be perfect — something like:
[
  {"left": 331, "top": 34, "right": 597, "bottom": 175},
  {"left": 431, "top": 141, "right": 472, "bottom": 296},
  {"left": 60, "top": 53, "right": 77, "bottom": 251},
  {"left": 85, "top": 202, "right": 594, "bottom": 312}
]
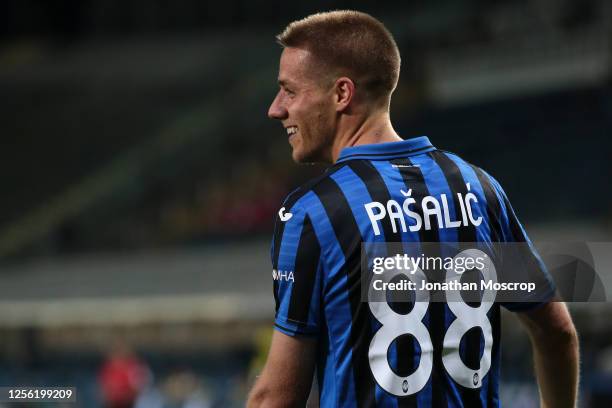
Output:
[{"left": 279, "top": 84, "right": 295, "bottom": 96}]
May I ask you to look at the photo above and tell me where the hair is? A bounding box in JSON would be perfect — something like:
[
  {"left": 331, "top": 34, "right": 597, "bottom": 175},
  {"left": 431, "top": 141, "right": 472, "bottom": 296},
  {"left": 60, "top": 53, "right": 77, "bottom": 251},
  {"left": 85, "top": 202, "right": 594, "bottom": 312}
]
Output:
[{"left": 277, "top": 10, "right": 401, "bottom": 104}]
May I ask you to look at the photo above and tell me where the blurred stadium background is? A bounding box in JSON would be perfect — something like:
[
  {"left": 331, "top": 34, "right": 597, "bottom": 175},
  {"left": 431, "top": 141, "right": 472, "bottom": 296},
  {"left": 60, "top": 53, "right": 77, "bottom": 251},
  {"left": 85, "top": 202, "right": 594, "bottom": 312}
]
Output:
[{"left": 1, "top": 0, "right": 611, "bottom": 406}]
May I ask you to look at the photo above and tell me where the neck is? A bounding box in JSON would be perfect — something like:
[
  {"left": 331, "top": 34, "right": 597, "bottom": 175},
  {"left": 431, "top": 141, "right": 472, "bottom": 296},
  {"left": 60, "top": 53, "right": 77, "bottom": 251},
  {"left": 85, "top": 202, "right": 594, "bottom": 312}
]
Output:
[{"left": 330, "top": 110, "right": 402, "bottom": 163}]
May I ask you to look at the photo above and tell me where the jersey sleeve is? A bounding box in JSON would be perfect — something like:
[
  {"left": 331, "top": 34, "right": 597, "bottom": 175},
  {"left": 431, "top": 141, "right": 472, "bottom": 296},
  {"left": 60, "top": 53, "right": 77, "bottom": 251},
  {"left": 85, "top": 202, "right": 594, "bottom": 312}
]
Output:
[
  {"left": 488, "top": 175, "right": 557, "bottom": 311},
  {"left": 270, "top": 200, "right": 323, "bottom": 336}
]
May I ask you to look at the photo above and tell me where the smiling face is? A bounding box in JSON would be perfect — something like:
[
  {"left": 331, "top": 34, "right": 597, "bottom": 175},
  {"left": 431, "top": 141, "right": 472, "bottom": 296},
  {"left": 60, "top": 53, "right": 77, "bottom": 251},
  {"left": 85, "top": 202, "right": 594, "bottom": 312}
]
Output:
[{"left": 268, "top": 47, "right": 337, "bottom": 163}]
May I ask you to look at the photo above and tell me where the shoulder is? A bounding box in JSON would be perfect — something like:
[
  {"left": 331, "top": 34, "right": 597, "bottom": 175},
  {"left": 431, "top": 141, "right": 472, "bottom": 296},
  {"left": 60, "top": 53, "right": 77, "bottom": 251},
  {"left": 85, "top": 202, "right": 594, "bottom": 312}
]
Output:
[
  {"left": 277, "top": 163, "right": 348, "bottom": 216},
  {"left": 438, "top": 150, "right": 506, "bottom": 192},
  {"left": 271, "top": 166, "right": 346, "bottom": 255},
  {"left": 436, "top": 150, "right": 484, "bottom": 175}
]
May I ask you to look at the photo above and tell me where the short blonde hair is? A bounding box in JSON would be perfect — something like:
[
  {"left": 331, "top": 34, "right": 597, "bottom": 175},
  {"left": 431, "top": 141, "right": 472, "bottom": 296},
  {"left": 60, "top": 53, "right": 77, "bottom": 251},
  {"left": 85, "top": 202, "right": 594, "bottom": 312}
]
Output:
[{"left": 277, "top": 10, "right": 401, "bottom": 103}]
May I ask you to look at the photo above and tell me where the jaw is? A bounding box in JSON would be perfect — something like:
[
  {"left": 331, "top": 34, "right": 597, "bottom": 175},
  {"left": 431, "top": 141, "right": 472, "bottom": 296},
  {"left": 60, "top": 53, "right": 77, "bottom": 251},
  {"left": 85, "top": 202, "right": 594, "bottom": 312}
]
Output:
[
  {"left": 292, "top": 137, "right": 336, "bottom": 164},
  {"left": 288, "top": 115, "right": 337, "bottom": 164},
  {"left": 290, "top": 136, "right": 309, "bottom": 163}
]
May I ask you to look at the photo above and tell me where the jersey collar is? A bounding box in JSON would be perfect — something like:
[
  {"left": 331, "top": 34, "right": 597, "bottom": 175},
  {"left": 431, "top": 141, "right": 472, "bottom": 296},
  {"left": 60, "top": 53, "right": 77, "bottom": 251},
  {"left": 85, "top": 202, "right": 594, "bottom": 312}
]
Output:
[{"left": 336, "top": 136, "right": 435, "bottom": 163}]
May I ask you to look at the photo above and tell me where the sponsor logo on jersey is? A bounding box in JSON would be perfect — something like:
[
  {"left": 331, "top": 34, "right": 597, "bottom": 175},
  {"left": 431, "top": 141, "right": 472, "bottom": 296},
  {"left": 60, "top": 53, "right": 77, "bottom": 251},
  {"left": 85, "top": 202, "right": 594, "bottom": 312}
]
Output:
[
  {"left": 278, "top": 207, "right": 293, "bottom": 222},
  {"left": 272, "top": 269, "right": 294, "bottom": 282}
]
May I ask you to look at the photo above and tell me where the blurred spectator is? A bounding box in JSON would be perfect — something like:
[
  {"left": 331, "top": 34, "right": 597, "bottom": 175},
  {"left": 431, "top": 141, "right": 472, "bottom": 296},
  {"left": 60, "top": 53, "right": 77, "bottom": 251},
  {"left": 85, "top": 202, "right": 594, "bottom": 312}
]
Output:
[
  {"left": 98, "top": 340, "right": 151, "bottom": 408},
  {"left": 135, "top": 369, "right": 211, "bottom": 408}
]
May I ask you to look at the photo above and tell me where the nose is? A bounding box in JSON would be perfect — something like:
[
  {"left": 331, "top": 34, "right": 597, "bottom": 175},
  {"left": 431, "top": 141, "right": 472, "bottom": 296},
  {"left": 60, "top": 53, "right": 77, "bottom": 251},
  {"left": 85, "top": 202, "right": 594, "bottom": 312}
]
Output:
[{"left": 268, "top": 91, "right": 288, "bottom": 120}]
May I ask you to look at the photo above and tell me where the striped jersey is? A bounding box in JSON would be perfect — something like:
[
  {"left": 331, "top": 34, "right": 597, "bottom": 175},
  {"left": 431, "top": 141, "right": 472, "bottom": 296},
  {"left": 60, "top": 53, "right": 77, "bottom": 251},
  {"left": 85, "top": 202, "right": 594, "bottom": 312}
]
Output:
[{"left": 271, "top": 136, "right": 554, "bottom": 407}]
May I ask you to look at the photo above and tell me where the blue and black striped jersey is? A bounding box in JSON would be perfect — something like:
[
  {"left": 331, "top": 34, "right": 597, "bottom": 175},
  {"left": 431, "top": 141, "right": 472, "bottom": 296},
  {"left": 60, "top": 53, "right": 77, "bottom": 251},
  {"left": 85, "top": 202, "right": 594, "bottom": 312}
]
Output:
[{"left": 271, "top": 136, "right": 553, "bottom": 407}]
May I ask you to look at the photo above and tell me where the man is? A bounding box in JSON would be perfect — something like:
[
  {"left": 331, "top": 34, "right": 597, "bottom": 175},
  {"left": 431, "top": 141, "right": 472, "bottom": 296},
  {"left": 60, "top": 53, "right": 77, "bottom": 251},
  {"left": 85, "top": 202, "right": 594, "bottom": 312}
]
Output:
[{"left": 247, "top": 10, "right": 579, "bottom": 408}]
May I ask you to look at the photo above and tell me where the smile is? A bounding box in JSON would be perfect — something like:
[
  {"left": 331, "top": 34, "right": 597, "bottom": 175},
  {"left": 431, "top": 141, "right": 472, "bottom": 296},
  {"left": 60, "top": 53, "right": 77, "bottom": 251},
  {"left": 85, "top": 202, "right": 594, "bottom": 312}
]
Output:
[{"left": 286, "top": 126, "right": 298, "bottom": 136}]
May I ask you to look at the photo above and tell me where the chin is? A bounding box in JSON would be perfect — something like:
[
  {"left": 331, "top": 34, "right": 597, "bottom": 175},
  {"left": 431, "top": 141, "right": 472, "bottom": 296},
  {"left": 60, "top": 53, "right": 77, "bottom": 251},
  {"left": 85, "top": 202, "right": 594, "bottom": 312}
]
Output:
[
  {"left": 292, "top": 149, "right": 327, "bottom": 164},
  {"left": 290, "top": 139, "right": 330, "bottom": 164},
  {"left": 291, "top": 150, "right": 308, "bottom": 163},
  {"left": 290, "top": 143, "right": 310, "bottom": 163}
]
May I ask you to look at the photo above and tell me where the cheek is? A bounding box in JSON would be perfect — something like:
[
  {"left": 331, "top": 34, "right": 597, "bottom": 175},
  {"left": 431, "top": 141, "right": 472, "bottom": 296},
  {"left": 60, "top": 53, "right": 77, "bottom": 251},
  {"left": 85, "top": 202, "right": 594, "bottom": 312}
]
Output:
[
  {"left": 292, "top": 94, "right": 334, "bottom": 132},
  {"left": 316, "top": 102, "right": 335, "bottom": 129}
]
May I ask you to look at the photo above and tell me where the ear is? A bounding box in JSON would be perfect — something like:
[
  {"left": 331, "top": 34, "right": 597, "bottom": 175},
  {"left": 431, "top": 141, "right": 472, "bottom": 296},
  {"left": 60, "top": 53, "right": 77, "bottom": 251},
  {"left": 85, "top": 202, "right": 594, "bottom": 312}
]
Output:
[{"left": 334, "top": 77, "right": 355, "bottom": 112}]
